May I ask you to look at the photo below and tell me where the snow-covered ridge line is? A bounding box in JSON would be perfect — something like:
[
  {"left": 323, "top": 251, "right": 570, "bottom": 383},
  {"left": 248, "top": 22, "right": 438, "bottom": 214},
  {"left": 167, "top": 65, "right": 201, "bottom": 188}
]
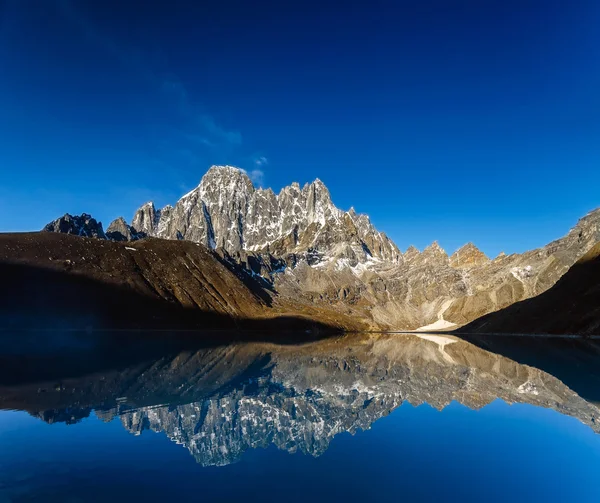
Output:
[
  {"left": 129, "top": 165, "right": 402, "bottom": 268},
  {"left": 126, "top": 166, "right": 509, "bottom": 263}
]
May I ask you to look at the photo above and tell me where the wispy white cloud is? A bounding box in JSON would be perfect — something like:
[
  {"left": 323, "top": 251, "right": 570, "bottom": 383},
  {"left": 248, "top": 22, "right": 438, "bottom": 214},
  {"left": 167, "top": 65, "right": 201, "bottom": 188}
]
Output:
[
  {"left": 162, "top": 78, "right": 242, "bottom": 149},
  {"left": 184, "top": 133, "right": 215, "bottom": 148},
  {"left": 197, "top": 114, "right": 242, "bottom": 147},
  {"left": 162, "top": 79, "right": 190, "bottom": 113},
  {"left": 240, "top": 155, "right": 268, "bottom": 186},
  {"left": 58, "top": 1, "right": 242, "bottom": 156},
  {"left": 254, "top": 156, "right": 268, "bottom": 167}
]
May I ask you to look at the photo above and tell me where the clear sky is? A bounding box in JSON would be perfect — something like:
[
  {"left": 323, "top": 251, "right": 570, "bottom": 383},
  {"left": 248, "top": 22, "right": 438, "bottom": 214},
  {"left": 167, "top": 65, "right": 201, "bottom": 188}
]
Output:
[{"left": 1, "top": 0, "right": 598, "bottom": 257}]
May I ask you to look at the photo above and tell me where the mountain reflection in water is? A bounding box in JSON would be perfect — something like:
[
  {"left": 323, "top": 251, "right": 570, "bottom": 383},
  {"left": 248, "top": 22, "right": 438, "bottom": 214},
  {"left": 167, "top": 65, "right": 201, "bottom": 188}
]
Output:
[{"left": 1, "top": 332, "right": 599, "bottom": 468}]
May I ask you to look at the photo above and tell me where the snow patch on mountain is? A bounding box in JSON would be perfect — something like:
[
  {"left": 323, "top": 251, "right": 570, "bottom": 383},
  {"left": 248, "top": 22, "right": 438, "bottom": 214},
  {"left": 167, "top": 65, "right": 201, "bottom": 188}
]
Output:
[{"left": 129, "top": 165, "right": 401, "bottom": 267}]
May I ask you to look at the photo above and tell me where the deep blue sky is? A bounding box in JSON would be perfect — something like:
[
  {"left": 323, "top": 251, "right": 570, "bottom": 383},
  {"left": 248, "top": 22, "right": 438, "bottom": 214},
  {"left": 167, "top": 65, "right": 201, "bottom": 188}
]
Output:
[{"left": 1, "top": 0, "right": 599, "bottom": 256}]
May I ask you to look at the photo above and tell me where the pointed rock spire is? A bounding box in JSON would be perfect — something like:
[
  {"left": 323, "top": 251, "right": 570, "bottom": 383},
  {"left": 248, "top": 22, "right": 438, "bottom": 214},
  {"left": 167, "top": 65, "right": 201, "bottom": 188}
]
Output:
[
  {"left": 423, "top": 241, "right": 447, "bottom": 256},
  {"left": 131, "top": 202, "right": 159, "bottom": 236},
  {"left": 106, "top": 217, "right": 140, "bottom": 242},
  {"left": 404, "top": 245, "right": 421, "bottom": 262},
  {"left": 450, "top": 243, "right": 489, "bottom": 269},
  {"left": 128, "top": 165, "right": 400, "bottom": 263}
]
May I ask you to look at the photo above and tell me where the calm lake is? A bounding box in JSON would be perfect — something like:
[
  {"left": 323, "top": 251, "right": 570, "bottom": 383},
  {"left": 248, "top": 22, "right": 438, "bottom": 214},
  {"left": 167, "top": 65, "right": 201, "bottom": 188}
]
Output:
[{"left": 1, "top": 332, "right": 600, "bottom": 502}]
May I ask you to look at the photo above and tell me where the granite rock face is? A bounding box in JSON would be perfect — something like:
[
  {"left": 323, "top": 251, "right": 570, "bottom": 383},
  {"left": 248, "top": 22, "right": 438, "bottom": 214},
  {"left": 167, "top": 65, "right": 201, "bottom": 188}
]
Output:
[
  {"left": 462, "top": 242, "right": 600, "bottom": 335},
  {"left": 449, "top": 243, "right": 489, "bottom": 269},
  {"left": 106, "top": 217, "right": 144, "bottom": 241},
  {"left": 131, "top": 166, "right": 400, "bottom": 265},
  {"left": 42, "top": 213, "right": 105, "bottom": 239}
]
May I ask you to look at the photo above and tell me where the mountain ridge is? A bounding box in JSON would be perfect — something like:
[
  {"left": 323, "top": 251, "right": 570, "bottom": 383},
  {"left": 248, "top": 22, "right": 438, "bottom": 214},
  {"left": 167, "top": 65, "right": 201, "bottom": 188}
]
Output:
[
  {"left": 36, "top": 165, "right": 600, "bottom": 331},
  {"left": 462, "top": 242, "right": 600, "bottom": 335},
  {"left": 128, "top": 165, "right": 401, "bottom": 267}
]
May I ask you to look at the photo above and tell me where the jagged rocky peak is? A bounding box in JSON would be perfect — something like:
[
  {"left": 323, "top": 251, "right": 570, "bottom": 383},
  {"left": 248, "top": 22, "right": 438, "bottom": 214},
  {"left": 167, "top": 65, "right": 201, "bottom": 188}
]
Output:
[
  {"left": 198, "top": 166, "right": 255, "bottom": 251},
  {"left": 417, "top": 241, "right": 449, "bottom": 265},
  {"left": 199, "top": 165, "right": 255, "bottom": 203},
  {"left": 541, "top": 207, "right": 600, "bottom": 259},
  {"left": 450, "top": 243, "right": 489, "bottom": 269},
  {"left": 106, "top": 217, "right": 143, "bottom": 242},
  {"left": 403, "top": 245, "right": 421, "bottom": 262},
  {"left": 303, "top": 178, "right": 338, "bottom": 225},
  {"left": 42, "top": 213, "right": 106, "bottom": 239},
  {"left": 567, "top": 207, "right": 600, "bottom": 249},
  {"left": 425, "top": 240, "right": 445, "bottom": 253},
  {"left": 129, "top": 165, "right": 401, "bottom": 265},
  {"left": 131, "top": 201, "right": 159, "bottom": 236}
]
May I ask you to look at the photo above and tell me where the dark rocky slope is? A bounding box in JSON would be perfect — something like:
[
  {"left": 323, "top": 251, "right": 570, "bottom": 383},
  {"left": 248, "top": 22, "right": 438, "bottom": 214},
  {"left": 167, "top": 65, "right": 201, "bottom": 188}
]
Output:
[
  {"left": 462, "top": 243, "right": 600, "bottom": 336},
  {"left": 0, "top": 232, "right": 370, "bottom": 332}
]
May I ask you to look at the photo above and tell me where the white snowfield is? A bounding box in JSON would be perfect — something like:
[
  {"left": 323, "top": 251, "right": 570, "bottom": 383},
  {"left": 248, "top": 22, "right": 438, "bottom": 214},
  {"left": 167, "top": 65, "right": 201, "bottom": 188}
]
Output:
[{"left": 414, "top": 319, "right": 457, "bottom": 332}]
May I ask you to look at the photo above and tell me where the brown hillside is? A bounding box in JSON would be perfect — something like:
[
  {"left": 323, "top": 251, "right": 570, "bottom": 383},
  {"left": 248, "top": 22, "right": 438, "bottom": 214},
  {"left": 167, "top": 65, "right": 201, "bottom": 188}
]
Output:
[{"left": 0, "top": 233, "right": 370, "bottom": 333}]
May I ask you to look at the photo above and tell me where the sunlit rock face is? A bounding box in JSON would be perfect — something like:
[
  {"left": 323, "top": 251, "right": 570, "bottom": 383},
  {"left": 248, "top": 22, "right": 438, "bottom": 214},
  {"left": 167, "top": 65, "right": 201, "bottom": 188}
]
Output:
[
  {"left": 131, "top": 166, "right": 400, "bottom": 264},
  {"left": 125, "top": 165, "right": 600, "bottom": 330},
  {"left": 449, "top": 243, "right": 489, "bottom": 269},
  {"left": 43, "top": 165, "right": 600, "bottom": 331}
]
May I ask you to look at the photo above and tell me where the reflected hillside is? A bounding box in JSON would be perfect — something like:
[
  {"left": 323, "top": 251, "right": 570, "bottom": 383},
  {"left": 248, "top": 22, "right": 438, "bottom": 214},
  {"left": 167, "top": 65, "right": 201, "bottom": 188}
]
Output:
[{"left": 1, "top": 333, "right": 599, "bottom": 466}]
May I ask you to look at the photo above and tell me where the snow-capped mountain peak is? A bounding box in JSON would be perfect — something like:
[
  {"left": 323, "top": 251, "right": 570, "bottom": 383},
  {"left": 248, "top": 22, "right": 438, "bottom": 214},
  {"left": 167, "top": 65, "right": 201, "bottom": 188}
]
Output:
[{"left": 130, "top": 165, "right": 400, "bottom": 265}]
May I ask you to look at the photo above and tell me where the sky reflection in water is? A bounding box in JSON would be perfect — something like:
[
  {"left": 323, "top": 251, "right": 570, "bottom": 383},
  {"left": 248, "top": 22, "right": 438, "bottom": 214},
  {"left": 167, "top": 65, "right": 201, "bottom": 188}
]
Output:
[{"left": 1, "top": 333, "right": 600, "bottom": 502}]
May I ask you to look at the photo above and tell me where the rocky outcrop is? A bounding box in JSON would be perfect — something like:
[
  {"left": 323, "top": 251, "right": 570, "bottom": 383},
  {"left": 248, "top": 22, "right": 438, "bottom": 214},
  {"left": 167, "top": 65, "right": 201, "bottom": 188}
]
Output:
[
  {"left": 462, "top": 243, "right": 600, "bottom": 335},
  {"left": 106, "top": 217, "right": 144, "bottom": 241},
  {"left": 449, "top": 243, "right": 489, "bottom": 269},
  {"left": 130, "top": 166, "right": 400, "bottom": 265},
  {"left": 131, "top": 202, "right": 160, "bottom": 237},
  {"left": 42, "top": 213, "right": 105, "bottom": 239},
  {"left": 43, "top": 213, "right": 143, "bottom": 242}
]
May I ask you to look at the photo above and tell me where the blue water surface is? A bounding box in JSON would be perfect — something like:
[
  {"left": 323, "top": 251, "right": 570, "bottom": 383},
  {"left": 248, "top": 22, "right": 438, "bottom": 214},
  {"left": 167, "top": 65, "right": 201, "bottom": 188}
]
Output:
[{"left": 1, "top": 399, "right": 599, "bottom": 502}]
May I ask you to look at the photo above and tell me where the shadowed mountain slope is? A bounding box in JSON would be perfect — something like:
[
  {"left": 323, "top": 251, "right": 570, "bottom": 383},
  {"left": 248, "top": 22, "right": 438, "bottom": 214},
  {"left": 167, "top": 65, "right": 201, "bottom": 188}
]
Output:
[
  {"left": 462, "top": 243, "right": 600, "bottom": 336},
  {"left": 0, "top": 232, "right": 371, "bottom": 332}
]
